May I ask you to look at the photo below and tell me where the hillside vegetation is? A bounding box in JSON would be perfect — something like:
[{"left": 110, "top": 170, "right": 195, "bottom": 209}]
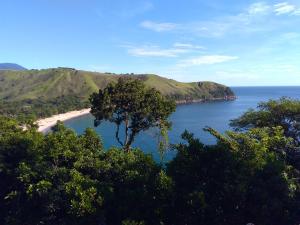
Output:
[{"left": 0, "top": 68, "right": 235, "bottom": 119}]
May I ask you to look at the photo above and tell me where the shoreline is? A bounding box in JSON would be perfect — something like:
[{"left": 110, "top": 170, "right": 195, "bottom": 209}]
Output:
[
  {"left": 36, "top": 108, "right": 91, "bottom": 132},
  {"left": 175, "top": 96, "right": 236, "bottom": 105},
  {"left": 36, "top": 96, "right": 236, "bottom": 132}
]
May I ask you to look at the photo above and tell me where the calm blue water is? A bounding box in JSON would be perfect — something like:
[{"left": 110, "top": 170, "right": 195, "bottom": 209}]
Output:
[{"left": 65, "top": 87, "right": 300, "bottom": 161}]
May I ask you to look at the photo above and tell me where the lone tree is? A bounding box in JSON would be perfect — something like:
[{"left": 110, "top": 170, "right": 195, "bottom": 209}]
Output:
[{"left": 90, "top": 77, "right": 176, "bottom": 151}]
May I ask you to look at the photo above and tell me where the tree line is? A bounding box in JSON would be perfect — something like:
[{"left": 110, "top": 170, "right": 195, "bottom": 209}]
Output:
[{"left": 0, "top": 96, "right": 89, "bottom": 122}]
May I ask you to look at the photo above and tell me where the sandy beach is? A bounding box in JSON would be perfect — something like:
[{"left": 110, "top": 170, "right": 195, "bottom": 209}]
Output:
[{"left": 36, "top": 108, "right": 91, "bottom": 132}]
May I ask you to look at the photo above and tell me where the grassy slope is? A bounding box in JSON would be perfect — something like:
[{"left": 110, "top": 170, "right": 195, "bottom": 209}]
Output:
[
  {"left": 140, "top": 74, "right": 234, "bottom": 100},
  {"left": 0, "top": 68, "right": 235, "bottom": 118},
  {"left": 0, "top": 68, "right": 235, "bottom": 101}
]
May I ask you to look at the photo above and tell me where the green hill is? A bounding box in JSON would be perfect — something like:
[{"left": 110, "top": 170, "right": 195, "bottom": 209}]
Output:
[{"left": 0, "top": 68, "right": 235, "bottom": 119}]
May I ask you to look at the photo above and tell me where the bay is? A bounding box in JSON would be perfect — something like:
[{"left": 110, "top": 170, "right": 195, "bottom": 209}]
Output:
[{"left": 65, "top": 86, "right": 300, "bottom": 161}]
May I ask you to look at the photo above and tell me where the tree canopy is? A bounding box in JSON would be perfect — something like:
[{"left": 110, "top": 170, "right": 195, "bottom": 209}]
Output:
[
  {"left": 0, "top": 118, "right": 169, "bottom": 225},
  {"left": 230, "top": 97, "right": 300, "bottom": 144},
  {"left": 230, "top": 97, "right": 300, "bottom": 169},
  {"left": 167, "top": 127, "right": 300, "bottom": 225}
]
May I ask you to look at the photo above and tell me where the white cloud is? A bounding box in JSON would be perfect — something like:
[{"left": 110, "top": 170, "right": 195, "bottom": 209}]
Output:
[
  {"left": 215, "top": 70, "right": 260, "bottom": 81},
  {"left": 140, "top": 21, "right": 178, "bottom": 32},
  {"left": 123, "top": 42, "right": 204, "bottom": 58},
  {"left": 173, "top": 42, "right": 204, "bottom": 49},
  {"left": 281, "top": 32, "right": 300, "bottom": 40},
  {"left": 139, "top": 5, "right": 268, "bottom": 37},
  {"left": 127, "top": 45, "right": 189, "bottom": 57},
  {"left": 139, "top": 2, "right": 300, "bottom": 38},
  {"left": 178, "top": 55, "right": 238, "bottom": 67},
  {"left": 274, "top": 2, "right": 296, "bottom": 15},
  {"left": 293, "top": 9, "right": 300, "bottom": 15},
  {"left": 247, "top": 2, "right": 300, "bottom": 17},
  {"left": 260, "top": 63, "right": 300, "bottom": 73},
  {"left": 248, "top": 2, "right": 270, "bottom": 15}
]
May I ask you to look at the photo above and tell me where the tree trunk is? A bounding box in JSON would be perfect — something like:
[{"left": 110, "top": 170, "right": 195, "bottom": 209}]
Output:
[
  {"left": 126, "top": 130, "right": 137, "bottom": 150},
  {"left": 124, "top": 114, "right": 129, "bottom": 149},
  {"left": 115, "top": 123, "right": 124, "bottom": 146},
  {"left": 123, "top": 112, "right": 133, "bottom": 152}
]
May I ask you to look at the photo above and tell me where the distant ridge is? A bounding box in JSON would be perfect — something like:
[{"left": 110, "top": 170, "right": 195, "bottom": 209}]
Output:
[
  {"left": 0, "top": 67, "right": 236, "bottom": 119},
  {"left": 0, "top": 63, "right": 27, "bottom": 71},
  {"left": 0, "top": 67, "right": 235, "bottom": 102}
]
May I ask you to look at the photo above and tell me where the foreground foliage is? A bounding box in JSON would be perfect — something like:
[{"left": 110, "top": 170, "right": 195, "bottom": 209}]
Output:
[
  {"left": 168, "top": 128, "right": 300, "bottom": 225},
  {"left": 231, "top": 97, "right": 300, "bottom": 169},
  {"left": 231, "top": 97, "right": 300, "bottom": 145},
  {"left": 1, "top": 98, "right": 300, "bottom": 225},
  {"left": 0, "top": 120, "right": 170, "bottom": 225}
]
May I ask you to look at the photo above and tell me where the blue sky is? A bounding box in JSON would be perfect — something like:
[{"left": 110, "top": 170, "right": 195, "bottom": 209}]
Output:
[{"left": 1, "top": 0, "right": 300, "bottom": 86}]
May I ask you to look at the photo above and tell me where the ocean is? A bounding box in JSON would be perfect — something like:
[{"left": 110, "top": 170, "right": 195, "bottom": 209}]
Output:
[{"left": 64, "top": 86, "right": 300, "bottom": 161}]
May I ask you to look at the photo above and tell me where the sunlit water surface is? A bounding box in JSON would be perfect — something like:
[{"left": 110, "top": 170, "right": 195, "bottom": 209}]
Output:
[{"left": 65, "top": 87, "right": 300, "bottom": 161}]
